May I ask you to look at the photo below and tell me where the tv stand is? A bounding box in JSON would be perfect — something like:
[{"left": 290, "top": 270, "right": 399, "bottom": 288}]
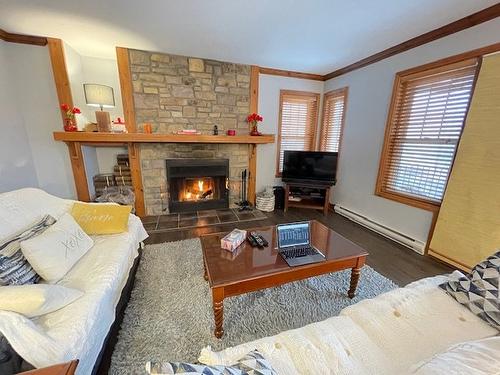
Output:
[{"left": 284, "top": 182, "right": 331, "bottom": 215}]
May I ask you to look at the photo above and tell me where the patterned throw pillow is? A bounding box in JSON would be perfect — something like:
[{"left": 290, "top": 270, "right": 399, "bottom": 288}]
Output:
[
  {"left": 0, "top": 215, "right": 56, "bottom": 285},
  {"left": 440, "top": 250, "right": 500, "bottom": 329},
  {"left": 146, "top": 350, "right": 277, "bottom": 375}
]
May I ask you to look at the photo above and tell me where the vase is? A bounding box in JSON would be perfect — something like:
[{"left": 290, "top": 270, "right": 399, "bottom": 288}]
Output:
[
  {"left": 64, "top": 118, "right": 77, "bottom": 132},
  {"left": 250, "top": 124, "right": 260, "bottom": 136}
]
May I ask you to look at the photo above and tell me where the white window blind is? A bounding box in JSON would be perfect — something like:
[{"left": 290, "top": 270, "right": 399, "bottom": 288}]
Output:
[
  {"left": 276, "top": 90, "right": 319, "bottom": 175},
  {"left": 378, "top": 58, "right": 479, "bottom": 205},
  {"left": 319, "top": 87, "right": 348, "bottom": 152}
]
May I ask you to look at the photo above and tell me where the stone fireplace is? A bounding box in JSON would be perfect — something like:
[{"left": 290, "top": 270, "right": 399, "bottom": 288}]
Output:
[{"left": 165, "top": 158, "right": 229, "bottom": 213}]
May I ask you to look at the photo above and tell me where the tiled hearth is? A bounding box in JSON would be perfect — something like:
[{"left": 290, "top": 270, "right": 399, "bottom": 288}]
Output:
[{"left": 141, "top": 208, "right": 267, "bottom": 233}]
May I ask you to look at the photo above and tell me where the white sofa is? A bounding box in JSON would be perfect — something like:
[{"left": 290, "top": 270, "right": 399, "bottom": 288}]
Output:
[
  {"left": 200, "top": 275, "right": 499, "bottom": 374},
  {"left": 0, "top": 188, "right": 148, "bottom": 375}
]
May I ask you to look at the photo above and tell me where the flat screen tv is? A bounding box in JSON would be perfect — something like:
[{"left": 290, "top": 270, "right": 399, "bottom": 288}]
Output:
[{"left": 282, "top": 151, "right": 338, "bottom": 184}]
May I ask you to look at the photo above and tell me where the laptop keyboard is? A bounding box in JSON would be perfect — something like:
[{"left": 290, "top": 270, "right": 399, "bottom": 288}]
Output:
[{"left": 281, "top": 246, "right": 318, "bottom": 259}]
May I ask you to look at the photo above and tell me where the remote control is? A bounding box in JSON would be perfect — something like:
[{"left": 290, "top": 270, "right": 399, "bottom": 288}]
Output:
[
  {"left": 258, "top": 234, "right": 269, "bottom": 247},
  {"left": 247, "top": 233, "right": 259, "bottom": 247},
  {"left": 250, "top": 232, "right": 265, "bottom": 248}
]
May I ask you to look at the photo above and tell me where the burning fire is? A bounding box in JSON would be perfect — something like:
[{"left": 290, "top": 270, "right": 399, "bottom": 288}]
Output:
[{"left": 181, "top": 178, "right": 214, "bottom": 202}]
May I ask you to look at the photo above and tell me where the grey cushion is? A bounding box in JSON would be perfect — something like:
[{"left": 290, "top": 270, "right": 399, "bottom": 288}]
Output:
[
  {"left": 440, "top": 250, "right": 500, "bottom": 330},
  {"left": 146, "top": 350, "right": 277, "bottom": 375},
  {"left": 0, "top": 215, "right": 56, "bottom": 285}
]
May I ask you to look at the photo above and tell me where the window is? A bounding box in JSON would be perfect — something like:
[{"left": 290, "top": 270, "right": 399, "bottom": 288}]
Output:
[
  {"left": 276, "top": 90, "right": 320, "bottom": 175},
  {"left": 319, "top": 87, "right": 348, "bottom": 152},
  {"left": 376, "top": 58, "right": 479, "bottom": 209}
]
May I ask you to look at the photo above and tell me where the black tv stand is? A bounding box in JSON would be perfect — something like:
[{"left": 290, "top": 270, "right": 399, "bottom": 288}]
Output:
[{"left": 284, "top": 181, "right": 332, "bottom": 215}]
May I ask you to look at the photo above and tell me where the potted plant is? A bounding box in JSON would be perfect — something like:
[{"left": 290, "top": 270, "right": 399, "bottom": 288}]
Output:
[
  {"left": 247, "top": 113, "right": 263, "bottom": 136},
  {"left": 60, "top": 103, "right": 81, "bottom": 132}
]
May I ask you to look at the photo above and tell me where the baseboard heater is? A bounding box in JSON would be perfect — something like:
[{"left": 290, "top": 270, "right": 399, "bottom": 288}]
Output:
[{"left": 333, "top": 205, "right": 425, "bottom": 255}]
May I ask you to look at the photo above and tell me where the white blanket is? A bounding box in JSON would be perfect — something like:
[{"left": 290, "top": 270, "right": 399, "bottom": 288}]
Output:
[
  {"left": 0, "top": 188, "right": 148, "bottom": 374},
  {"left": 199, "top": 275, "right": 498, "bottom": 374}
]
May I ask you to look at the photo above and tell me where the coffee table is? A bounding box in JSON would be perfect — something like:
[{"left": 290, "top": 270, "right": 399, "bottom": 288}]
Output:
[{"left": 200, "top": 220, "right": 369, "bottom": 338}]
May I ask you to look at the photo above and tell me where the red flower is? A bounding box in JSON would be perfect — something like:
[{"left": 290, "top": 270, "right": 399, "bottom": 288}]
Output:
[
  {"left": 72, "top": 107, "right": 81, "bottom": 114},
  {"left": 246, "top": 113, "right": 263, "bottom": 123},
  {"left": 60, "top": 103, "right": 70, "bottom": 111}
]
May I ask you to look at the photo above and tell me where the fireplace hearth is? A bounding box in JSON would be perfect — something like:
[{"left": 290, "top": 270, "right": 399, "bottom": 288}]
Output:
[{"left": 166, "top": 159, "right": 229, "bottom": 213}]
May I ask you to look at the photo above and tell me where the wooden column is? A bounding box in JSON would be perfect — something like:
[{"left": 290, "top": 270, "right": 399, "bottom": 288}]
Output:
[
  {"left": 66, "top": 142, "right": 90, "bottom": 202},
  {"left": 116, "top": 47, "right": 137, "bottom": 133},
  {"left": 128, "top": 143, "right": 145, "bottom": 217},
  {"left": 47, "top": 38, "right": 73, "bottom": 125},
  {"left": 247, "top": 65, "right": 260, "bottom": 204}
]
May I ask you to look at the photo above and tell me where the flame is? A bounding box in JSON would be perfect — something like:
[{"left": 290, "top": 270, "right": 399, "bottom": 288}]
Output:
[
  {"left": 198, "top": 180, "right": 204, "bottom": 191},
  {"left": 185, "top": 192, "right": 192, "bottom": 200}
]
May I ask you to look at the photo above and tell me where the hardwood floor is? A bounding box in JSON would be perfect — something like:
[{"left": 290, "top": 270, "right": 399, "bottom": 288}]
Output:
[{"left": 145, "top": 207, "right": 453, "bottom": 286}]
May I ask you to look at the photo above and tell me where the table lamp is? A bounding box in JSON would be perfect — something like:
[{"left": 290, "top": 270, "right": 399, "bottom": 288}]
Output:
[{"left": 83, "top": 83, "right": 115, "bottom": 132}]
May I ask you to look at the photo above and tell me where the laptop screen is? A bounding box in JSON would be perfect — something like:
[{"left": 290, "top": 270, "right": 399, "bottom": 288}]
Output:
[{"left": 277, "top": 222, "right": 310, "bottom": 248}]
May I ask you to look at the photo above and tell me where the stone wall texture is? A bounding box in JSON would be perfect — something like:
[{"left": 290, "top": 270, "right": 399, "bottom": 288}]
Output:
[{"left": 128, "top": 49, "right": 251, "bottom": 214}]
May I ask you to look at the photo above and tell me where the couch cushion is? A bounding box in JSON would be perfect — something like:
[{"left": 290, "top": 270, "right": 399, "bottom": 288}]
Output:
[
  {"left": 0, "top": 215, "right": 56, "bottom": 285},
  {"left": 440, "top": 251, "right": 500, "bottom": 330},
  {"left": 21, "top": 213, "right": 94, "bottom": 283}
]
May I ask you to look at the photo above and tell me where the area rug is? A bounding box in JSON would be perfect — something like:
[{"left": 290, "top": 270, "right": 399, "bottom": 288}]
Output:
[{"left": 110, "top": 239, "right": 398, "bottom": 374}]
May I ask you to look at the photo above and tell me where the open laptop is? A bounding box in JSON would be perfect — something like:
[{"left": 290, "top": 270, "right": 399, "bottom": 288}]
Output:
[{"left": 276, "top": 221, "right": 326, "bottom": 267}]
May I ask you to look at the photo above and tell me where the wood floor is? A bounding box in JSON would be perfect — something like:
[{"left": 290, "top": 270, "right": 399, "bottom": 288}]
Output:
[{"left": 145, "top": 207, "right": 453, "bottom": 286}]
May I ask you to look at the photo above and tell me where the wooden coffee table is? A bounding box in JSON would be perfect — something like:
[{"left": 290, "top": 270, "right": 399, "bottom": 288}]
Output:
[{"left": 201, "top": 220, "right": 368, "bottom": 338}]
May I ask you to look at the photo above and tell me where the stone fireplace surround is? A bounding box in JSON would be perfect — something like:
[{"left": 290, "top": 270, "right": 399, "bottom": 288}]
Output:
[{"left": 129, "top": 49, "right": 252, "bottom": 215}]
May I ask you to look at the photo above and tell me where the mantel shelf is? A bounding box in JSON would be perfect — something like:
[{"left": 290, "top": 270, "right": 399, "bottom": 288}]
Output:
[{"left": 53, "top": 131, "right": 275, "bottom": 144}]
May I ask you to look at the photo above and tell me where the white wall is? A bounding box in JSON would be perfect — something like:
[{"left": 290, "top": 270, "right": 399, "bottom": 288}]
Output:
[
  {"left": 256, "top": 74, "right": 324, "bottom": 193},
  {"left": 324, "top": 18, "right": 500, "bottom": 244},
  {"left": 0, "top": 41, "right": 76, "bottom": 198},
  {"left": 0, "top": 41, "right": 39, "bottom": 192}
]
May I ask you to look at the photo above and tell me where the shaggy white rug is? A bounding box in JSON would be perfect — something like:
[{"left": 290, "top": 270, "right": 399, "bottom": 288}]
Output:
[{"left": 110, "top": 238, "right": 398, "bottom": 374}]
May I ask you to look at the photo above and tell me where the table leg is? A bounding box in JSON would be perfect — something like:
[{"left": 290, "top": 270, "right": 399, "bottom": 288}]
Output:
[
  {"left": 203, "top": 260, "right": 208, "bottom": 281},
  {"left": 212, "top": 287, "right": 224, "bottom": 338},
  {"left": 348, "top": 267, "right": 361, "bottom": 298}
]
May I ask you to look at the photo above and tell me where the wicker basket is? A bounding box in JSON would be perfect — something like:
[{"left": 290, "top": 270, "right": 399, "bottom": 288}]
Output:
[{"left": 256, "top": 193, "right": 275, "bottom": 212}]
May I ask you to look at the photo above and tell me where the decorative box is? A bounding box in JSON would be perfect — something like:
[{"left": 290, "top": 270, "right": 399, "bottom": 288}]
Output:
[{"left": 221, "top": 229, "right": 247, "bottom": 252}]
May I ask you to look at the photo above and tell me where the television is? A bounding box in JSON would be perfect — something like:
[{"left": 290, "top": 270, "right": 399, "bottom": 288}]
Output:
[{"left": 282, "top": 151, "right": 337, "bottom": 184}]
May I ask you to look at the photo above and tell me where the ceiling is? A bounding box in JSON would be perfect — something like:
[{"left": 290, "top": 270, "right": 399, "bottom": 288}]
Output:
[{"left": 0, "top": 0, "right": 497, "bottom": 74}]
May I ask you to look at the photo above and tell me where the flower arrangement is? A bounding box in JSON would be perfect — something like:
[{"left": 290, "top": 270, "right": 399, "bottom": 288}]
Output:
[
  {"left": 247, "top": 113, "right": 263, "bottom": 136},
  {"left": 60, "top": 104, "right": 81, "bottom": 132}
]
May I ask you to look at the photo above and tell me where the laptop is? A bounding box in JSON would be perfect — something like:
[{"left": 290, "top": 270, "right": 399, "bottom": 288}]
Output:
[{"left": 276, "top": 221, "right": 326, "bottom": 267}]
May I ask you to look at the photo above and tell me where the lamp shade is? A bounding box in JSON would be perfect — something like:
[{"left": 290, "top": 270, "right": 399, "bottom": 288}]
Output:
[{"left": 83, "top": 84, "right": 115, "bottom": 108}]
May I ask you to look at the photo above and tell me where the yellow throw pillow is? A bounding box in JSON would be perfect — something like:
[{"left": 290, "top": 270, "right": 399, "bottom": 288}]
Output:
[{"left": 71, "top": 203, "right": 132, "bottom": 235}]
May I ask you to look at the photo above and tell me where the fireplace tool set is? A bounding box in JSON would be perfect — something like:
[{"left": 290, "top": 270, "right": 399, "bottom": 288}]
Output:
[{"left": 236, "top": 169, "right": 252, "bottom": 211}]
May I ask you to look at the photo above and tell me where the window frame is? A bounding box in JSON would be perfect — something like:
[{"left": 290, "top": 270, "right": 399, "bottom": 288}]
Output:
[
  {"left": 375, "top": 58, "right": 480, "bottom": 212},
  {"left": 319, "top": 87, "right": 348, "bottom": 153},
  {"left": 276, "top": 89, "right": 320, "bottom": 177}
]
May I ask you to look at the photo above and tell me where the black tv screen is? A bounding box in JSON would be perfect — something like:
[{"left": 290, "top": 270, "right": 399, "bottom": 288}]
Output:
[{"left": 282, "top": 151, "right": 338, "bottom": 183}]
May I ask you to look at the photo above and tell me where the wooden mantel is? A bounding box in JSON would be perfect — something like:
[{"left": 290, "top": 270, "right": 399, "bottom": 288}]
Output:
[
  {"left": 53, "top": 132, "right": 275, "bottom": 144},
  {"left": 54, "top": 131, "right": 275, "bottom": 217}
]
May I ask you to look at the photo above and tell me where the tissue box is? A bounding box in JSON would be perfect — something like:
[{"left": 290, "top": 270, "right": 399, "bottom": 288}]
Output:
[{"left": 221, "top": 229, "right": 247, "bottom": 252}]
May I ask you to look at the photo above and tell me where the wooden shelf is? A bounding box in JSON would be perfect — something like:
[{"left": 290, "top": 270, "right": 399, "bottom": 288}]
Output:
[{"left": 53, "top": 132, "right": 275, "bottom": 144}]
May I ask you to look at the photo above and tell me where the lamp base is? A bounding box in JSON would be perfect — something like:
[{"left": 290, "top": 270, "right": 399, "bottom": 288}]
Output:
[{"left": 95, "top": 111, "right": 111, "bottom": 132}]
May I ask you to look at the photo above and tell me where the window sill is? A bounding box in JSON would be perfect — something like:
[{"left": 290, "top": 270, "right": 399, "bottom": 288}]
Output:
[{"left": 375, "top": 189, "right": 440, "bottom": 212}]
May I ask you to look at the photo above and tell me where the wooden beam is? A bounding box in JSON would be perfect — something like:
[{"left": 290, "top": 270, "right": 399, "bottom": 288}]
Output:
[
  {"left": 247, "top": 65, "right": 260, "bottom": 204},
  {"left": 323, "top": 4, "right": 500, "bottom": 80},
  {"left": 259, "top": 66, "right": 324, "bottom": 81},
  {"left": 116, "top": 47, "right": 137, "bottom": 133},
  {"left": 66, "top": 142, "right": 90, "bottom": 202},
  {"left": 0, "top": 28, "right": 47, "bottom": 46},
  {"left": 47, "top": 38, "right": 73, "bottom": 125},
  {"left": 128, "top": 143, "right": 145, "bottom": 217}
]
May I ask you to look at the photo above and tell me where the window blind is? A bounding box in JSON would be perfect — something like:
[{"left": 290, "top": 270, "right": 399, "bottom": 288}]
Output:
[
  {"left": 276, "top": 90, "right": 319, "bottom": 175},
  {"left": 378, "top": 58, "right": 479, "bottom": 205},
  {"left": 319, "top": 87, "right": 348, "bottom": 152}
]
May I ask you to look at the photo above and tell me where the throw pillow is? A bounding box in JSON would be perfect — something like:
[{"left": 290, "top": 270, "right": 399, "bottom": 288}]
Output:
[
  {"left": 440, "top": 250, "right": 500, "bottom": 330},
  {"left": 21, "top": 213, "right": 94, "bottom": 283},
  {"left": 146, "top": 350, "right": 277, "bottom": 375},
  {"left": 0, "top": 284, "right": 83, "bottom": 318},
  {"left": 71, "top": 202, "right": 132, "bottom": 235},
  {"left": 0, "top": 215, "right": 56, "bottom": 286}
]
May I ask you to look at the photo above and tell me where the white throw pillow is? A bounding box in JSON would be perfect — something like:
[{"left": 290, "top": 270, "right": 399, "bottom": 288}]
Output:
[
  {"left": 0, "top": 284, "right": 83, "bottom": 318},
  {"left": 21, "top": 213, "right": 94, "bottom": 282}
]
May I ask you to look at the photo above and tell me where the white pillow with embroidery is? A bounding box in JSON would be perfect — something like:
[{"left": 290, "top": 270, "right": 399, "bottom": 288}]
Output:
[{"left": 20, "top": 213, "right": 93, "bottom": 283}]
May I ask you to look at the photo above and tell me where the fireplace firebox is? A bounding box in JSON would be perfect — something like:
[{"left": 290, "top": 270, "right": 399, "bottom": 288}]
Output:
[{"left": 166, "top": 159, "right": 229, "bottom": 213}]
